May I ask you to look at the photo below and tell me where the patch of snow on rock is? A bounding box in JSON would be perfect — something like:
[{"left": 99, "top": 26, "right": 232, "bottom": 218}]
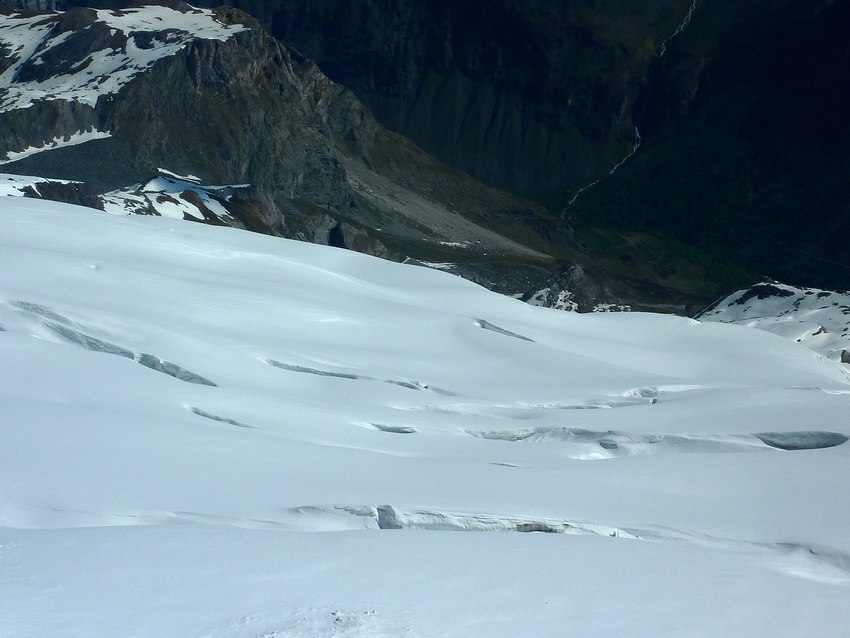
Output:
[
  {"left": 102, "top": 171, "right": 242, "bottom": 223},
  {"left": 0, "top": 5, "right": 246, "bottom": 112},
  {"left": 698, "top": 282, "right": 850, "bottom": 365},
  {"left": 0, "top": 171, "right": 76, "bottom": 196}
]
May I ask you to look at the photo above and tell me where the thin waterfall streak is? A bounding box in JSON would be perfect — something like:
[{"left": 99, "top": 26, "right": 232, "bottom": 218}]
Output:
[
  {"left": 563, "top": 0, "right": 700, "bottom": 215},
  {"left": 660, "top": 0, "right": 700, "bottom": 58},
  {"left": 608, "top": 126, "right": 641, "bottom": 176}
]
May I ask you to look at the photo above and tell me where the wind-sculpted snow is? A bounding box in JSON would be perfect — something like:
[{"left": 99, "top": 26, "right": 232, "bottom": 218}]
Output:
[
  {"left": 2, "top": 198, "right": 850, "bottom": 636},
  {"left": 0, "top": 5, "right": 246, "bottom": 112}
]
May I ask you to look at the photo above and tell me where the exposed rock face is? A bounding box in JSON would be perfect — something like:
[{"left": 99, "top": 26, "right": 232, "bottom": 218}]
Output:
[
  {"left": 190, "top": 0, "right": 850, "bottom": 294},
  {"left": 521, "top": 264, "right": 628, "bottom": 313},
  {"left": 6, "top": 0, "right": 848, "bottom": 301},
  {"left": 2, "top": 0, "right": 62, "bottom": 8}
]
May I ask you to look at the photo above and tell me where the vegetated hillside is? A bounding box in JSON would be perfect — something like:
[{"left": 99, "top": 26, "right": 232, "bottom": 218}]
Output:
[{"left": 569, "top": 0, "right": 850, "bottom": 291}]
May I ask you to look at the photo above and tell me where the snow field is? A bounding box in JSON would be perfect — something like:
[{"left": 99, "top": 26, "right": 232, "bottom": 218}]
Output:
[{"left": 1, "top": 197, "right": 849, "bottom": 636}]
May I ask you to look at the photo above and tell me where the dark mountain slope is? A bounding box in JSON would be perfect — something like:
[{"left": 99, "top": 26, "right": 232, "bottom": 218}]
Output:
[
  {"left": 230, "top": 0, "right": 695, "bottom": 197},
  {"left": 568, "top": 0, "right": 850, "bottom": 290},
  {"left": 138, "top": 0, "right": 850, "bottom": 293}
]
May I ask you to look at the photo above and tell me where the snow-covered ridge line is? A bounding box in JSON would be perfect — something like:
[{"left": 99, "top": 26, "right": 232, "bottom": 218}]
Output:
[
  {"left": 0, "top": 5, "right": 247, "bottom": 112},
  {"left": 0, "top": 127, "right": 111, "bottom": 164}
]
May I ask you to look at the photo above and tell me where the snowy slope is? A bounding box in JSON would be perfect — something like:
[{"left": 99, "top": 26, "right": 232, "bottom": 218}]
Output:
[
  {"left": 2, "top": 199, "right": 850, "bottom": 636},
  {"left": 699, "top": 282, "right": 850, "bottom": 364}
]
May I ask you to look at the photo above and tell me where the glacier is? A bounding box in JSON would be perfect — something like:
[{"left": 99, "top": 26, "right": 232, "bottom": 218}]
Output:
[{"left": 1, "top": 197, "right": 849, "bottom": 636}]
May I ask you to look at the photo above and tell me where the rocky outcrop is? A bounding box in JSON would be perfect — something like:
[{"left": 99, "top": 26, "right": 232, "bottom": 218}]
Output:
[
  {"left": 521, "top": 264, "right": 629, "bottom": 313},
  {"left": 8, "top": 0, "right": 849, "bottom": 302}
]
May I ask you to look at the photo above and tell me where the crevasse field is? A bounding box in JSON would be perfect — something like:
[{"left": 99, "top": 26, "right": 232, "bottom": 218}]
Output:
[{"left": 2, "top": 196, "right": 850, "bottom": 637}]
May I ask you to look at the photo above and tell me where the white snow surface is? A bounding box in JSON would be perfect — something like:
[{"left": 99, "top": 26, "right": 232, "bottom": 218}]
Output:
[
  {"left": 699, "top": 282, "right": 850, "bottom": 364},
  {"left": 2, "top": 198, "right": 850, "bottom": 636},
  {"left": 0, "top": 5, "right": 246, "bottom": 112}
]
